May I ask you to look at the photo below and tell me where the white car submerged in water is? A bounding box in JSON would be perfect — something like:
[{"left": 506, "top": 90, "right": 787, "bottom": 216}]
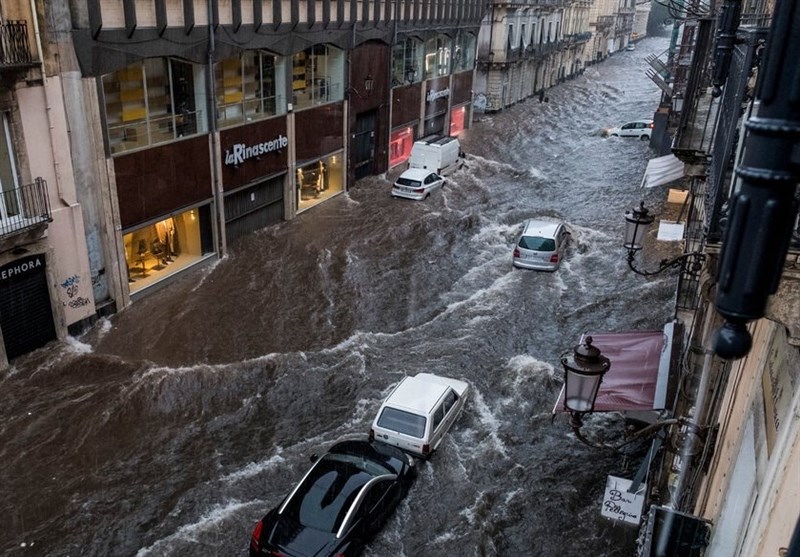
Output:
[{"left": 370, "top": 373, "right": 470, "bottom": 459}]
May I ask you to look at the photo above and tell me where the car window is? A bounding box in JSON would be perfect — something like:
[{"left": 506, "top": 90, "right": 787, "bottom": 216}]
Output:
[
  {"left": 377, "top": 407, "right": 427, "bottom": 438},
  {"left": 519, "top": 236, "right": 556, "bottom": 251},
  {"left": 442, "top": 390, "right": 458, "bottom": 414},
  {"left": 283, "top": 460, "right": 373, "bottom": 533},
  {"left": 432, "top": 404, "right": 446, "bottom": 432},
  {"left": 396, "top": 177, "right": 421, "bottom": 187},
  {"left": 425, "top": 175, "right": 435, "bottom": 184},
  {"left": 622, "top": 123, "right": 634, "bottom": 130}
]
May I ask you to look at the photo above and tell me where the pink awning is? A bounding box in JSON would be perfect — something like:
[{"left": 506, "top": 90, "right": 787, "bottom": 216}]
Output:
[{"left": 554, "top": 324, "right": 676, "bottom": 413}]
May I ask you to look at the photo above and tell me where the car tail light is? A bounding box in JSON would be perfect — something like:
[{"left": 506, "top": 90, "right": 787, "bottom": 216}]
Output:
[
  {"left": 550, "top": 253, "right": 559, "bottom": 263},
  {"left": 250, "top": 521, "right": 263, "bottom": 552},
  {"left": 649, "top": 122, "right": 654, "bottom": 128},
  {"left": 414, "top": 187, "right": 425, "bottom": 193},
  {"left": 369, "top": 428, "right": 375, "bottom": 442},
  {"left": 422, "top": 444, "right": 430, "bottom": 456},
  {"left": 513, "top": 247, "right": 520, "bottom": 258}
]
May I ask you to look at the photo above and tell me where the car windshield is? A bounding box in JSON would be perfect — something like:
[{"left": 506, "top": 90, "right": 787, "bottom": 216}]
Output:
[
  {"left": 377, "top": 407, "right": 427, "bottom": 438},
  {"left": 519, "top": 236, "right": 556, "bottom": 251},
  {"left": 282, "top": 453, "right": 391, "bottom": 533},
  {"left": 396, "top": 177, "right": 422, "bottom": 187}
]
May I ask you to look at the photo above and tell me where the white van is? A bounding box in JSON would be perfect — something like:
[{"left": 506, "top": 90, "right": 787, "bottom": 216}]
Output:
[{"left": 408, "top": 135, "right": 464, "bottom": 176}]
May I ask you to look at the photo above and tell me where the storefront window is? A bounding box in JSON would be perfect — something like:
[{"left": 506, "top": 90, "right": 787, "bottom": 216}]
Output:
[
  {"left": 391, "top": 38, "right": 423, "bottom": 86},
  {"left": 449, "top": 107, "right": 466, "bottom": 136},
  {"left": 215, "top": 51, "right": 287, "bottom": 128},
  {"left": 454, "top": 34, "right": 476, "bottom": 72},
  {"left": 124, "top": 205, "right": 214, "bottom": 293},
  {"left": 389, "top": 127, "right": 415, "bottom": 167},
  {"left": 292, "top": 45, "right": 345, "bottom": 111},
  {"left": 103, "top": 58, "right": 207, "bottom": 155},
  {"left": 296, "top": 153, "right": 344, "bottom": 211},
  {"left": 424, "top": 36, "right": 452, "bottom": 80}
]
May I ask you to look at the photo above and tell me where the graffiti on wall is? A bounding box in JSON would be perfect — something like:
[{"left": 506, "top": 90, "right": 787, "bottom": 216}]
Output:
[{"left": 60, "top": 275, "right": 90, "bottom": 308}]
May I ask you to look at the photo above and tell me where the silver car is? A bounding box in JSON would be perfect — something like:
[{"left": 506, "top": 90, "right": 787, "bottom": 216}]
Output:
[
  {"left": 512, "top": 219, "right": 569, "bottom": 271},
  {"left": 391, "top": 168, "right": 445, "bottom": 201}
]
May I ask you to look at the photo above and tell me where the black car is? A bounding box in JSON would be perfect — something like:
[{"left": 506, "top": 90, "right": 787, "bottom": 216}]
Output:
[{"left": 249, "top": 440, "right": 416, "bottom": 557}]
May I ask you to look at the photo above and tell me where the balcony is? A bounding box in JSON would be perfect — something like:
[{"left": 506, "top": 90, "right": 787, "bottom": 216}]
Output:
[
  {"left": 595, "top": 15, "right": 616, "bottom": 29},
  {"left": 0, "top": 178, "right": 52, "bottom": 242},
  {"left": 0, "top": 20, "right": 38, "bottom": 72}
]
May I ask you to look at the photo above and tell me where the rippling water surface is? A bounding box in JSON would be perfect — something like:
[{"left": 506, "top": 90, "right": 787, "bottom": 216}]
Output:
[{"left": 2, "top": 36, "right": 678, "bottom": 557}]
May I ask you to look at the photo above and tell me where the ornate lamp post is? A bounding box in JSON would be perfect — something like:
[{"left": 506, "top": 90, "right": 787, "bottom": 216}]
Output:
[
  {"left": 561, "top": 336, "right": 611, "bottom": 427},
  {"left": 623, "top": 201, "right": 706, "bottom": 277}
]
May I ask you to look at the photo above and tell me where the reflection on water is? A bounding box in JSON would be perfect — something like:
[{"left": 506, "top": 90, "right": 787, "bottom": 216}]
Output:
[{"left": 2, "top": 36, "right": 676, "bottom": 557}]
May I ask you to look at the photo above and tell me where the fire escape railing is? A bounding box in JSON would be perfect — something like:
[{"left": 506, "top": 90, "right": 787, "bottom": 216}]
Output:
[{"left": 0, "top": 178, "right": 52, "bottom": 238}]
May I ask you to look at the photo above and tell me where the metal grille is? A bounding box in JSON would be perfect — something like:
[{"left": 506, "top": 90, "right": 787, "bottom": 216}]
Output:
[
  {"left": 705, "top": 27, "right": 768, "bottom": 243},
  {"left": 0, "top": 20, "right": 34, "bottom": 67}
]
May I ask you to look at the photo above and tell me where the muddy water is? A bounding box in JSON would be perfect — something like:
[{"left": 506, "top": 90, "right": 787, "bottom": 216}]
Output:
[{"left": 2, "top": 36, "right": 676, "bottom": 557}]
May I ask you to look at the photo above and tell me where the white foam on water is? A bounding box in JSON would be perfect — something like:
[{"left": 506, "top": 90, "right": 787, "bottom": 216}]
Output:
[
  {"left": 190, "top": 254, "right": 226, "bottom": 292},
  {"left": 221, "top": 449, "right": 286, "bottom": 483},
  {"left": 134, "top": 499, "right": 255, "bottom": 556},
  {"left": 469, "top": 388, "right": 508, "bottom": 458},
  {"left": 64, "top": 335, "right": 94, "bottom": 354}
]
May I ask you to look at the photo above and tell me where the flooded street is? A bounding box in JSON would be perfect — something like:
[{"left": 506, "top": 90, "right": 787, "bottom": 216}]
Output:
[{"left": 2, "top": 36, "right": 676, "bottom": 556}]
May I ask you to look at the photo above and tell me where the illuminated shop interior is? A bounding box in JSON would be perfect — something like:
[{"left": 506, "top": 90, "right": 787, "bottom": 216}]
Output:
[
  {"left": 123, "top": 205, "right": 213, "bottom": 292},
  {"left": 450, "top": 107, "right": 466, "bottom": 136},
  {"left": 389, "top": 127, "right": 415, "bottom": 168},
  {"left": 296, "top": 153, "right": 344, "bottom": 211}
]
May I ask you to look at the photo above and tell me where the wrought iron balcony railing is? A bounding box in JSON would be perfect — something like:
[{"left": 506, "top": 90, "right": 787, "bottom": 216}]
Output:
[
  {"left": 0, "top": 178, "right": 52, "bottom": 238},
  {"left": 0, "top": 20, "right": 37, "bottom": 69}
]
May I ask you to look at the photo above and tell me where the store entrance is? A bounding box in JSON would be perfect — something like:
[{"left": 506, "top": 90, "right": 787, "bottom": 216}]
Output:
[
  {"left": 0, "top": 254, "right": 57, "bottom": 361},
  {"left": 353, "top": 110, "right": 377, "bottom": 180}
]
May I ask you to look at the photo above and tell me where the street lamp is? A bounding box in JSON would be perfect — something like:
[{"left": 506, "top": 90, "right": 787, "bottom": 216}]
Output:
[
  {"left": 561, "top": 336, "right": 611, "bottom": 417},
  {"left": 623, "top": 201, "right": 706, "bottom": 277},
  {"left": 364, "top": 75, "right": 374, "bottom": 93}
]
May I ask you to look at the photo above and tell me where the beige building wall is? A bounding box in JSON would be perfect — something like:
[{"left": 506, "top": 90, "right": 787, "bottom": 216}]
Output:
[{"left": 18, "top": 79, "right": 96, "bottom": 326}]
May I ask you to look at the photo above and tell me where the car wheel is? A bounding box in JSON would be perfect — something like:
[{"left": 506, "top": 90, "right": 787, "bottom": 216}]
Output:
[
  {"left": 610, "top": 133, "right": 618, "bottom": 137},
  {"left": 640, "top": 135, "right": 649, "bottom": 141}
]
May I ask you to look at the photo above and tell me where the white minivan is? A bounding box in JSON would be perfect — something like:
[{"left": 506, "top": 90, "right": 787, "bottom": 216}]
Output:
[
  {"left": 408, "top": 135, "right": 464, "bottom": 176},
  {"left": 370, "top": 373, "right": 470, "bottom": 459}
]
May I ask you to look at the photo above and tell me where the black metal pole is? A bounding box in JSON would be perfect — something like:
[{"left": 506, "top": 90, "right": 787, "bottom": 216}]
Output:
[{"left": 713, "top": 0, "right": 800, "bottom": 359}]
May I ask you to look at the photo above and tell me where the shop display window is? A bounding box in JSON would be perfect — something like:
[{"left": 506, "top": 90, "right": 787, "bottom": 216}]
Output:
[
  {"left": 391, "top": 38, "right": 423, "bottom": 87},
  {"left": 449, "top": 107, "right": 466, "bottom": 136},
  {"left": 296, "top": 153, "right": 344, "bottom": 211},
  {"left": 123, "top": 205, "right": 214, "bottom": 292},
  {"left": 103, "top": 58, "right": 207, "bottom": 155},
  {"left": 215, "top": 51, "right": 287, "bottom": 128},
  {"left": 389, "top": 127, "right": 415, "bottom": 168},
  {"left": 424, "top": 35, "right": 452, "bottom": 80},
  {"left": 454, "top": 34, "right": 476, "bottom": 72},
  {"left": 291, "top": 45, "right": 345, "bottom": 111}
]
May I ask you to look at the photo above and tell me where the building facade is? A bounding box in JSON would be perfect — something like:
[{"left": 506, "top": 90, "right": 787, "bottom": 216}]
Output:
[
  {"left": 0, "top": 0, "right": 97, "bottom": 369},
  {"left": 0, "top": 0, "right": 486, "bottom": 367}
]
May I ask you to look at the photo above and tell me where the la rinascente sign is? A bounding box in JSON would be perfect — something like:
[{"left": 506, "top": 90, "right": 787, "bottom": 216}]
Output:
[{"left": 224, "top": 134, "right": 288, "bottom": 166}]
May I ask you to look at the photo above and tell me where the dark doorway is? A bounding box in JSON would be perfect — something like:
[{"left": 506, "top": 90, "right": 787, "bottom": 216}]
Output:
[{"left": 353, "top": 110, "right": 377, "bottom": 180}]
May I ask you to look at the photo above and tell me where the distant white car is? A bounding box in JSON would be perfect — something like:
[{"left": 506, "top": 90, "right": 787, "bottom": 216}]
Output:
[
  {"left": 625, "top": 43, "right": 636, "bottom": 51},
  {"left": 604, "top": 119, "right": 653, "bottom": 140},
  {"left": 370, "top": 373, "right": 470, "bottom": 459},
  {"left": 391, "top": 168, "right": 445, "bottom": 201}
]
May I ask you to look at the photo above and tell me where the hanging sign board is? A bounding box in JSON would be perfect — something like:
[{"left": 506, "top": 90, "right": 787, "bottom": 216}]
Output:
[{"left": 601, "top": 475, "right": 646, "bottom": 525}]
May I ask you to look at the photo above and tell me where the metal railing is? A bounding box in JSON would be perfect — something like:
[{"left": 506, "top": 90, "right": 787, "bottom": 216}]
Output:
[
  {"left": 0, "top": 20, "right": 36, "bottom": 68},
  {"left": 0, "top": 178, "right": 52, "bottom": 238}
]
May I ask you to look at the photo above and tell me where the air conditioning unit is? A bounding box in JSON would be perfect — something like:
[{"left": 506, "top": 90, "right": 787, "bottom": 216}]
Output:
[{"left": 639, "top": 506, "right": 711, "bottom": 557}]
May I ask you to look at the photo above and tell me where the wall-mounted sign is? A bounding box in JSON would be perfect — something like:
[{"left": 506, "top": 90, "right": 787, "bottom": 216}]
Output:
[
  {"left": 0, "top": 254, "right": 45, "bottom": 284},
  {"left": 601, "top": 475, "right": 646, "bottom": 525},
  {"left": 224, "top": 134, "right": 289, "bottom": 166},
  {"left": 426, "top": 88, "right": 451, "bottom": 102}
]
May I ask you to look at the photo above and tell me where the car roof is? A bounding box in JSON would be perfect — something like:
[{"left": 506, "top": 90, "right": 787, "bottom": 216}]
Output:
[
  {"left": 522, "top": 219, "right": 562, "bottom": 237},
  {"left": 384, "top": 373, "right": 459, "bottom": 414},
  {"left": 398, "top": 168, "right": 434, "bottom": 180}
]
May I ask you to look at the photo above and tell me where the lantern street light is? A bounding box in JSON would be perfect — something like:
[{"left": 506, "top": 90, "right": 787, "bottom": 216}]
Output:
[
  {"left": 623, "top": 201, "right": 706, "bottom": 277},
  {"left": 561, "top": 336, "right": 611, "bottom": 424}
]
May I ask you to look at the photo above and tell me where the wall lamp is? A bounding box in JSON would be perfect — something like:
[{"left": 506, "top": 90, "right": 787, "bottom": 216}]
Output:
[
  {"left": 561, "top": 336, "right": 705, "bottom": 451},
  {"left": 623, "top": 201, "right": 706, "bottom": 278},
  {"left": 346, "top": 76, "right": 375, "bottom": 100}
]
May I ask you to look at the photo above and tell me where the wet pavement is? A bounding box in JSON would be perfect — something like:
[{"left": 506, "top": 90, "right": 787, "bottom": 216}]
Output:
[{"left": 1, "top": 36, "right": 678, "bottom": 557}]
